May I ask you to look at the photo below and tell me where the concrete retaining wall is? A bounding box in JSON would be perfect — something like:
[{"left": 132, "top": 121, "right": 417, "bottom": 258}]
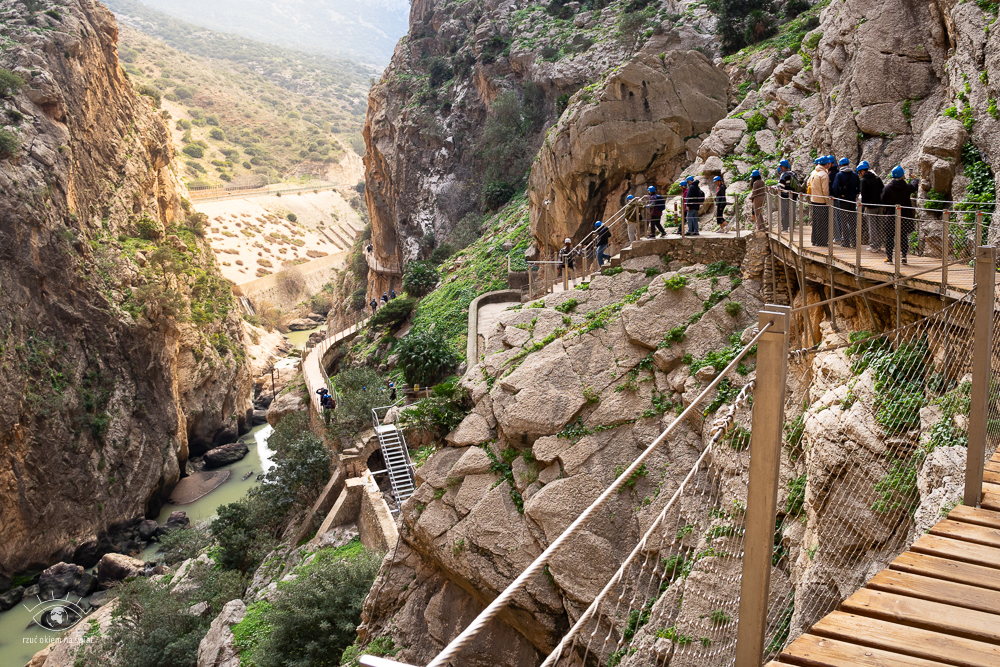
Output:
[
  {"left": 466, "top": 289, "right": 523, "bottom": 362},
  {"left": 309, "top": 473, "right": 398, "bottom": 553},
  {"left": 236, "top": 250, "right": 348, "bottom": 310}
]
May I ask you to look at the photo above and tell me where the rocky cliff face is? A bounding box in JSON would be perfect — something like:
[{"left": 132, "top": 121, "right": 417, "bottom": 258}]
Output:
[
  {"left": 686, "top": 0, "right": 998, "bottom": 234},
  {"left": 362, "top": 0, "right": 721, "bottom": 293},
  {"left": 0, "top": 0, "right": 251, "bottom": 581}
]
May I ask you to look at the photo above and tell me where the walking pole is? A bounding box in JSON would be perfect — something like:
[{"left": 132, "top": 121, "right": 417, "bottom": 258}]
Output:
[{"left": 941, "top": 210, "right": 949, "bottom": 299}]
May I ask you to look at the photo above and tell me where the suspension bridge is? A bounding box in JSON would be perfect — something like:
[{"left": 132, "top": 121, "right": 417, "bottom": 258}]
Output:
[{"left": 355, "top": 185, "right": 1000, "bottom": 666}]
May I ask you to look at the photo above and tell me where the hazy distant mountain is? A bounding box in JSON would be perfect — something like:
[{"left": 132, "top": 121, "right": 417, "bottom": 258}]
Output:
[{"left": 129, "top": 0, "right": 410, "bottom": 65}]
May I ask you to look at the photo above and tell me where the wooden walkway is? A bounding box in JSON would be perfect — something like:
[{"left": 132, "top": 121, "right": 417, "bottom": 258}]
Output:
[
  {"left": 769, "top": 223, "right": 976, "bottom": 297},
  {"left": 766, "top": 448, "right": 1000, "bottom": 667}
]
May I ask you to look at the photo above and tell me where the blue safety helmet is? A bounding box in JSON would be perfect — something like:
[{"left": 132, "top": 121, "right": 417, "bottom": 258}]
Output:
[
  {"left": 891, "top": 165, "right": 905, "bottom": 179},
  {"left": 686, "top": 176, "right": 695, "bottom": 183},
  {"left": 626, "top": 194, "right": 634, "bottom": 201},
  {"left": 648, "top": 186, "right": 657, "bottom": 193},
  {"left": 779, "top": 159, "right": 791, "bottom": 169},
  {"left": 595, "top": 221, "right": 603, "bottom": 228},
  {"left": 856, "top": 160, "right": 870, "bottom": 171},
  {"left": 839, "top": 157, "right": 850, "bottom": 166},
  {"left": 713, "top": 175, "right": 722, "bottom": 181},
  {"left": 751, "top": 169, "right": 761, "bottom": 178}
]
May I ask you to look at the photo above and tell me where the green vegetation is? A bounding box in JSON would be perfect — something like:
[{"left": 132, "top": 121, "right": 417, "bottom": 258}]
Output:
[
  {"left": 368, "top": 296, "right": 416, "bottom": 329},
  {"left": 785, "top": 473, "right": 806, "bottom": 516},
  {"left": 0, "top": 68, "right": 25, "bottom": 97},
  {"left": 613, "top": 462, "right": 649, "bottom": 490},
  {"left": 396, "top": 329, "right": 459, "bottom": 387},
  {"left": 399, "top": 378, "right": 472, "bottom": 438},
  {"left": 403, "top": 260, "right": 440, "bottom": 297},
  {"left": 481, "top": 443, "right": 525, "bottom": 513},
  {"left": 237, "top": 542, "right": 381, "bottom": 667},
  {"left": 476, "top": 83, "right": 545, "bottom": 209},
  {"left": 325, "top": 367, "right": 392, "bottom": 445},
  {"left": 663, "top": 274, "right": 688, "bottom": 290},
  {"left": 0, "top": 128, "right": 19, "bottom": 158},
  {"left": 554, "top": 298, "right": 579, "bottom": 313},
  {"left": 725, "top": 425, "right": 751, "bottom": 451}
]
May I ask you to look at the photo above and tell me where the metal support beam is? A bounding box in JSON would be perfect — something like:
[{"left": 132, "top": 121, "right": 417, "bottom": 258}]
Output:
[
  {"left": 735, "top": 305, "right": 790, "bottom": 667},
  {"left": 965, "top": 245, "right": 996, "bottom": 507},
  {"left": 941, "top": 210, "right": 950, "bottom": 299}
]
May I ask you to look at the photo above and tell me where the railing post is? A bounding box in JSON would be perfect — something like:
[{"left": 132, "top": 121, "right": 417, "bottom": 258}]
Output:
[
  {"left": 976, "top": 210, "right": 984, "bottom": 247},
  {"left": 894, "top": 205, "right": 902, "bottom": 281},
  {"left": 736, "top": 304, "right": 790, "bottom": 667},
  {"left": 941, "top": 210, "right": 949, "bottom": 298},
  {"left": 855, "top": 195, "right": 863, "bottom": 275},
  {"left": 736, "top": 196, "right": 742, "bottom": 239},
  {"left": 965, "top": 246, "right": 996, "bottom": 507},
  {"left": 563, "top": 256, "right": 569, "bottom": 291},
  {"left": 528, "top": 262, "right": 533, "bottom": 296}
]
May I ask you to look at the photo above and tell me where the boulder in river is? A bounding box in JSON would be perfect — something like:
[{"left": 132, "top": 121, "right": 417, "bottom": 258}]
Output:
[
  {"left": 96, "top": 553, "right": 145, "bottom": 588},
  {"left": 138, "top": 519, "right": 159, "bottom": 541},
  {"left": 286, "top": 318, "right": 316, "bottom": 331},
  {"left": 167, "top": 511, "right": 191, "bottom": 530},
  {"left": 203, "top": 442, "right": 250, "bottom": 469},
  {"left": 0, "top": 586, "right": 25, "bottom": 611},
  {"left": 39, "top": 562, "right": 85, "bottom": 599}
]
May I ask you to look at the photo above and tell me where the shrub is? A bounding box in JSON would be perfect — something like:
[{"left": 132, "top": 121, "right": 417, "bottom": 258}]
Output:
[
  {"left": 250, "top": 545, "right": 381, "bottom": 667},
  {"left": 430, "top": 242, "right": 456, "bottom": 264},
  {"left": 182, "top": 144, "right": 204, "bottom": 159},
  {"left": 173, "top": 86, "right": 193, "bottom": 99},
  {"left": 785, "top": 473, "right": 806, "bottom": 515},
  {"left": 399, "top": 377, "right": 473, "bottom": 437},
  {"left": 135, "top": 215, "right": 161, "bottom": 240},
  {"left": 554, "top": 298, "right": 579, "bottom": 313},
  {"left": 287, "top": 212, "right": 297, "bottom": 222},
  {"left": 403, "top": 260, "right": 439, "bottom": 297},
  {"left": 327, "top": 367, "right": 391, "bottom": 444},
  {"left": 725, "top": 301, "right": 743, "bottom": 317},
  {"left": 369, "top": 295, "right": 416, "bottom": 329},
  {"left": 745, "top": 111, "right": 767, "bottom": 132},
  {"left": 449, "top": 212, "right": 482, "bottom": 249},
  {"left": 209, "top": 127, "right": 225, "bottom": 141},
  {"left": 205, "top": 114, "right": 220, "bottom": 126},
  {"left": 0, "top": 128, "right": 19, "bottom": 158},
  {"left": 350, "top": 286, "right": 367, "bottom": 311},
  {"left": 396, "top": 329, "right": 459, "bottom": 387},
  {"left": 156, "top": 523, "right": 212, "bottom": 564},
  {"left": 136, "top": 84, "right": 161, "bottom": 108},
  {"left": 0, "top": 68, "right": 25, "bottom": 97},
  {"left": 663, "top": 275, "right": 688, "bottom": 291}
]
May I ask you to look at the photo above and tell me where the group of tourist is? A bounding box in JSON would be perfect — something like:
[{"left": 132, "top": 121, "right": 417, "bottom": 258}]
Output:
[
  {"left": 807, "top": 156, "right": 919, "bottom": 264},
  {"left": 369, "top": 289, "right": 398, "bottom": 314}
]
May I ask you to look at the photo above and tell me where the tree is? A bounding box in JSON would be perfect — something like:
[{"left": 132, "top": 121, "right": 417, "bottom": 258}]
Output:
[
  {"left": 706, "top": 0, "right": 778, "bottom": 54},
  {"left": 396, "top": 329, "right": 459, "bottom": 387},
  {"left": 182, "top": 144, "right": 204, "bottom": 159},
  {"left": 402, "top": 260, "right": 439, "bottom": 297}
]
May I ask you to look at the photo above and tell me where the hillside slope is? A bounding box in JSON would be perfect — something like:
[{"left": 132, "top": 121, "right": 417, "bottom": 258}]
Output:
[{"left": 0, "top": 0, "right": 250, "bottom": 580}]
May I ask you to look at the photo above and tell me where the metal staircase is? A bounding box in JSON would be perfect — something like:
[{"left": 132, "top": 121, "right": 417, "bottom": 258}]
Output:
[{"left": 371, "top": 406, "right": 416, "bottom": 509}]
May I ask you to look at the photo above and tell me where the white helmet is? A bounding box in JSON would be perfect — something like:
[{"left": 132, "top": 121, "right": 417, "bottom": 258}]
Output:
[{"left": 564, "top": 238, "right": 572, "bottom": 244}]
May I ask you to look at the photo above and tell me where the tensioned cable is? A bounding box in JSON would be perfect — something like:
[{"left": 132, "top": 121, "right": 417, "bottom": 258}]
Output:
[{"left": 424, "top": 322, "right": 774, "bottom": 667}]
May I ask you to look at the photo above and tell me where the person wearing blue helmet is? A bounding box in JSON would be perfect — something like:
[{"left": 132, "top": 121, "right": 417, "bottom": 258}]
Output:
[
  {"left": 623, "top": 194, "right": 641, "bottom": 244},
  {"left": 595, "top": 220, "right": 611, "bottom": 266},
  {"left": 645, "top": 185, "right": 667, "bottom": 238},
  {"left": 807, "top": 157, "right": 831, "bottom": 245},
  {"left": 857, "top": 160, "right": 885, "bottom": 252},
  {"left": 777, "top": 159, "right": 799, "bottom": 231},
  {"left": 713, "top": 175, "right": 729, "bottom": 232},
  {"left": 750, "top": 169, "right": 766, "bottom": 230},
  {"left": 881, "top": 165, "right": 919, "bottom": 265},
  {"left": 831, "top": 157, "right": 861, "bottom": 248},
  {"left": 685, "top": 176, "right": 704, "bottom": 235}
]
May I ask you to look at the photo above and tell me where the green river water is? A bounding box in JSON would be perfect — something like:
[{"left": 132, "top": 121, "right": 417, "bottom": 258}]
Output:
[{"left": 0, "top": 326, "right": 322, "bottom": 665}]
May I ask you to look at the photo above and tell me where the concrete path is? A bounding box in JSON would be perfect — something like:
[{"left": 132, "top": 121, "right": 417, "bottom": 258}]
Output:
[{"left": 478, "top": 301, "right": 519, "bottom": 352}]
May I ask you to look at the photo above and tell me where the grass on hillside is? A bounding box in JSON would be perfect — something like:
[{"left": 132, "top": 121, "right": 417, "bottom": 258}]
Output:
[{"left": 113, "top": 13, "right": 368, "bottom": 188}]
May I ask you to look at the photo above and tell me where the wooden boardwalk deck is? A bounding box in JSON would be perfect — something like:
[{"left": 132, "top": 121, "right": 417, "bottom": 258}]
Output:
[
  {"left": 765, "top": 448, "right": 1000, "bottom": 667},
  {"left": 768, "top": 223, "right": 976, "bottom": 297}
]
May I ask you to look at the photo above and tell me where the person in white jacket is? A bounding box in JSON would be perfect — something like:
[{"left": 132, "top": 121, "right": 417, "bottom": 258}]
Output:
[{"left": 808, "top": 156, "right": 832, "bottom": 245}]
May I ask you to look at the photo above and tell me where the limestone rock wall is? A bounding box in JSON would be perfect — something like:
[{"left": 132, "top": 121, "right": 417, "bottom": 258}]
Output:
[
  {"left": 0, "top": 0, "right": 251, "bottom": 580},
  {"left": 362, "top": 0, "right": 719, "bottom": 298}
]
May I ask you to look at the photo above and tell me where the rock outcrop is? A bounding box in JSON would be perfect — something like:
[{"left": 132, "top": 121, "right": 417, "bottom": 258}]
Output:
[
  {"left": 529, "top": 52, "right": 728, "bottom": 249},
  {"left": 0, "top": 0, "right": 251, "bottom": 581},
  {"left": 363, "top": 0, "right": 720, "bottom": 296}
]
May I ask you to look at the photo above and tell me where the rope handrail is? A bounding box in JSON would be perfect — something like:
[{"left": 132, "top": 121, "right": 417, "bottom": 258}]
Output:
[
  {"left": 763, "top": 183, "right": 993, "bottom": 217},
  {"left": 422, "top": 321, "right": 774, "bottom": 667}
]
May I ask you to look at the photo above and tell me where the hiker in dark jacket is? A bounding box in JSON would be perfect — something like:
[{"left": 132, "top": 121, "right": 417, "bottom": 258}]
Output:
[
  {"left": 646, "top": 186, "right": 666, "bottom": 237},
  {"left": 881, "top": 165, "right": 919, "bottom": 265},
  {"left": 826, "top": 156, "right": 843, "bottom": 243},
  {"left": 777, "top": 159, "right": 799, "bottom": 231},
  {"left": 685, "top": 176, "right": 704, "bottom": 235},
  {"left": 832, "top": 158, "right": 861, "bottom": 248},
  {"left": 595, "top": 220, "right": 612, "bottom": 266},
  {"left": 857, "top": 161, "right": 885, "bottom": 252},
  {"left": 714, "top": 176, "right": 728, "bottom": 232},
  {"left": 370, "top": 298, "right": 378, "bottom": 315}
]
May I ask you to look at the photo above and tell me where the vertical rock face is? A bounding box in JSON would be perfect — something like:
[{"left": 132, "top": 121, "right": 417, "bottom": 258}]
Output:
[
  {"left": 362, "top": 0, "right": 718, "bottom": 297},
  {"left": 0, "top": 0, "right": 251, "bottom": 578}
]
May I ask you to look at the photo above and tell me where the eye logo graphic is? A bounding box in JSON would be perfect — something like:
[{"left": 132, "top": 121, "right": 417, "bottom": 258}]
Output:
[{"left": 23, "top": 595, "right": 86, "bottom": 631}]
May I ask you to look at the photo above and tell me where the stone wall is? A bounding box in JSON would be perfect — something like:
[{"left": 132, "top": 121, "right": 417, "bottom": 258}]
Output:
[
  {"left": 359, "top": 477, "right": 399, "bottom": 553},
  {"left": 616, "top": 235, "right": 748, "bottom": 269}
]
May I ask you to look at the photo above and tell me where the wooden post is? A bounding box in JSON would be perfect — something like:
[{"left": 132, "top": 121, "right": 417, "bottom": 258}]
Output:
[
  {"left": 855, "top": 195, "right": 863, "bottom": 275},
  {"left": 965, "top": 246, "right": 996, "bottom": 507},
  {"left": 798, "top": 196, "right": 804, "bottom": 254},
  {"left": 528, "top": 263, "right": 533, "bottom": 297},
  {"left": 563, "top": 256, "right": 569, "bottom": 291},
  {"left": 894, "top": 205, "right": 902, "bottom": 281},
  {"left": 941, "top": 210, "right": 949, "bottom": 298},
  {"left": 736, "top": 197, "right": 742, "bottom": 239},
  {"left": 735, "top": 304, "right": 790, "bottom": 667},
  {"left": 976, "top": 210, "right": 984, "bottom": 247}
]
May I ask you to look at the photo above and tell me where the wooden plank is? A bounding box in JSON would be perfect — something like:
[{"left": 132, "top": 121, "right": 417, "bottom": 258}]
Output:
[
  {"left": 982, "top": 469, "right": 1000, "bottom": 484},
  {"left": 982, "top": 481, "right": 1000, "bottom": 496},
  {"left": 811, "top": 610, "right": 1000, "bottom": 666},
  {"left": 779, "top": 633, "right": 953, "bottom": 667},
  {"left": 948, "top": 505, "right": 1000, "bottom": 530},
  {"left": 867, "top": 570, "right": 1000, "bottom": 615},
  {"left": 980, "top": 492, "right": 1000, "bottom": 512},
  {"left": 891, "top": 552, "right": 1000, "bottom": 592},
  {"left": 910, "top": 534, "right": 1000, "bottom": 569},
  {"left": 841, "top": 588, "right": 1000, "bottom": 644},
  {"left": 930, "top": 520, "right": 1000, "bottom": 549}
]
